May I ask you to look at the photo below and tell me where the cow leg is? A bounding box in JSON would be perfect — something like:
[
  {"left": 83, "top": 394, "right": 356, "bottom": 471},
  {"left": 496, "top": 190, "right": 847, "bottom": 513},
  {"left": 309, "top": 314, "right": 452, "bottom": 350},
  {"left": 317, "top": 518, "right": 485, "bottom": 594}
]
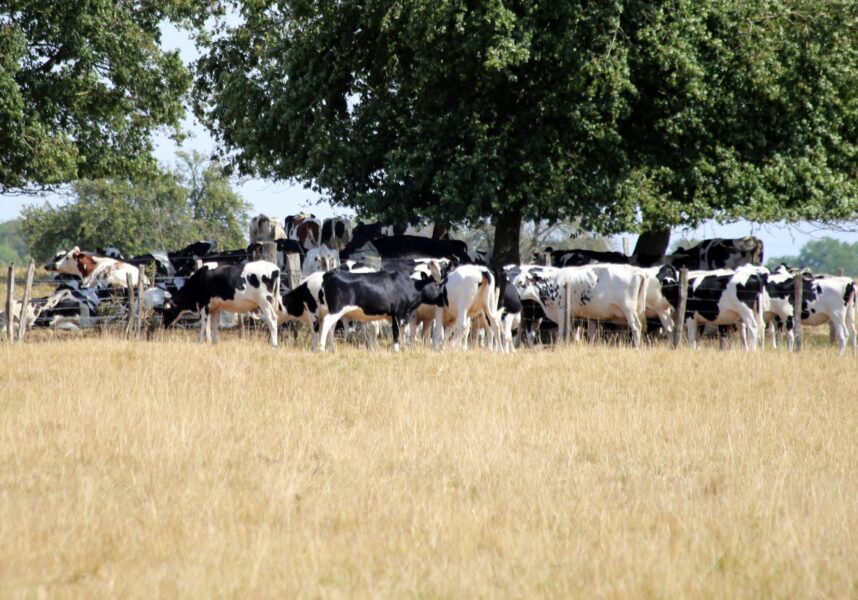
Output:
[
  {"left": 319, "top": 310, "right": 349, "bottom": 352},
  {"left": 685, "top": 318, "right": 698, "bottom": 349},
  {"left": 261, "top": 304, "right": 278, "bottom": 347},
  {"left": 735, "top": 305, "right": 758, "bottom": 351},
  {"left": 832, "top": 314, "right": 847, "bottom": 355},
  {"left": 587, "top": 320, "right": 598, "bottom": 345},
  {"left": 391, "top": 315, "right": 401, "bottom": 352},
  {"left": 198, "top": 307, "right": 210, "bottom": 343},
  {"left": 768, "top": 320, "right": 778, "bottom": 350},
  {"left": 432, "top": 307, "right": 445, "bottom": 350},
  {"left": 209, "top": 307, "right": 221, "bottom": 345}
]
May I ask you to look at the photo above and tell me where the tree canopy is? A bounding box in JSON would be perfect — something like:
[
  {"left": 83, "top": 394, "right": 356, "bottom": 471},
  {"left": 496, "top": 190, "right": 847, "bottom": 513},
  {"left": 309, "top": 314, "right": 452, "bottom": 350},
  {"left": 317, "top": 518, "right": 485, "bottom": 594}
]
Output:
[
  {"left": 195, "top": 0, "right": 858, "bottom": 263},
  {"left": 0, "top": 0, "right": 215, "bottom": 192},
  {"left": 21, "top": 152, "right": 250, "bottom": 262}
]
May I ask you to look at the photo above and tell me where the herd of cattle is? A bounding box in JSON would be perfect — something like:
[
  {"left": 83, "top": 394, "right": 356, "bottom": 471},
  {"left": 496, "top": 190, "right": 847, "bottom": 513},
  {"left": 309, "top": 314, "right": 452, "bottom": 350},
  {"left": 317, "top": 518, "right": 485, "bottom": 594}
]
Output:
[{"left": 2, "top": 212, "right": 856, "bottom": 354}]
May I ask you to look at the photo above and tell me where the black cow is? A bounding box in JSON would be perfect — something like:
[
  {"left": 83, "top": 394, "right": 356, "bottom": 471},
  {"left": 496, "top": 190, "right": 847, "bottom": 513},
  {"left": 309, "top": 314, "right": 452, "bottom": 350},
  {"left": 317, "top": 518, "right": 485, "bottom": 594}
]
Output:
[
  {"left": 347, "top": 235, "right": 470, "bottom": 263},
  {"left": 158, "top": 261, "right": 281, "bottom": 346},
  {"left": 317, "top": 269, "right": 443, "bottom": 352},
  {"left": 542, "top": 248, "right": 632, "bottom": 268},
  {"left": 668, "top": 237, "right": 764, "bottom": 270}
]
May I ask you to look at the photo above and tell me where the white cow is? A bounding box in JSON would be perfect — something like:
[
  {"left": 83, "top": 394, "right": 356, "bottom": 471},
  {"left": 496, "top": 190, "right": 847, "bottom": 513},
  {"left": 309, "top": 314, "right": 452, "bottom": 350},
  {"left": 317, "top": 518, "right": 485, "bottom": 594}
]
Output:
[
  {"left": 301, "top": 245, "right": 341, "bottom": 277},
  {"left": 431, "top": 264, "right": 503, "bottom": 351},
  {"left": 249, "top": 214, "right": 288, "bottom": 244},
  {"left": 515, "top": 264, "right": 647, "bottom": 347}
]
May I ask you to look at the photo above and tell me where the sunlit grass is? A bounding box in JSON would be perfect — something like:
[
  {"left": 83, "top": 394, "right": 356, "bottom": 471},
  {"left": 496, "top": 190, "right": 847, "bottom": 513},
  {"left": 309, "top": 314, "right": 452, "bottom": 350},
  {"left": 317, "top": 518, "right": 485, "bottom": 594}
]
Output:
[{"left": 1, "top": 337, "right": 856, "bottom": 597}]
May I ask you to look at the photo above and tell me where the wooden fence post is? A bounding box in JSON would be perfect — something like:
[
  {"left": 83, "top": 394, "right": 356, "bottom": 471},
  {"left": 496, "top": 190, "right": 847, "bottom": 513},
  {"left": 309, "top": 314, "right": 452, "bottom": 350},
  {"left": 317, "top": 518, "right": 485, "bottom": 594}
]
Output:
[
  {"left": 563, "top": 281, "right": 572, "bottom": 344},
  {"left": 285, "top": 253, "right": 303, "bottom": 290},
  {"left": 16, "top": 260, "right": 35, "bottom": 341},
  {"left": 5, "top": 264, "right": 15, "bottom": 341},
  {"left": 793, "top": 270, "right": 804, "bottom": 352},
  {"left": 673, "top": 268, "right": 689, "bottom": 349},
  {"left": 136, "top": 266, "right": 145, "bottom": 339},
  {"left": 254, "top": 241, "right": 278, "bottom": 265},
  {"left": 126, "top": 273, "right": 135, "bottom": 338}
]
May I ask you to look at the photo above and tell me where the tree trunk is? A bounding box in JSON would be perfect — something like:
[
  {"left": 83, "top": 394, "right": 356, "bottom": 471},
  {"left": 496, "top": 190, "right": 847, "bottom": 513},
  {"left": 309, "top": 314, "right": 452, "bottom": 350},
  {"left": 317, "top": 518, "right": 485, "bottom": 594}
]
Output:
[
  {"left": 633, "top": 227, "right": 671, "bottom": 266},
  {"left": 491, "top": 206, "right": 522, "bottom": 266},
  {"left": 431, "top": 223, "right": 449, "bottom": 240}
]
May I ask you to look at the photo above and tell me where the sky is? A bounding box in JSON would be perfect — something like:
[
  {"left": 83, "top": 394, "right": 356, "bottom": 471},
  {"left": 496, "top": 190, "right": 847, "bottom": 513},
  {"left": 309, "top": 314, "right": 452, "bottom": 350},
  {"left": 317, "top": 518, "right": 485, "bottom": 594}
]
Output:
[{"left": 3, "top": 24, "right": 858, "bottom": 258}]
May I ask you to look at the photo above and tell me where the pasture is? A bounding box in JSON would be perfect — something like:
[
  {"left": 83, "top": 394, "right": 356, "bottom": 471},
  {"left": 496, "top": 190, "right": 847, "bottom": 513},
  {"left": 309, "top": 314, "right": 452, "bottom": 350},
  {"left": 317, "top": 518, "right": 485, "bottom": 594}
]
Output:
[{"left": 1, "top": 337, "right": 857, "bottom": 597}]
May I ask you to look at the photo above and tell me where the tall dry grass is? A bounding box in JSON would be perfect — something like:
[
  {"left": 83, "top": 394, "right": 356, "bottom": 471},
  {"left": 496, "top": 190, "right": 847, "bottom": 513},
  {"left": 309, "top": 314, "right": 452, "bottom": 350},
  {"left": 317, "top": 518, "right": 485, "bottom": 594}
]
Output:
[{"left": 1, "top": 338, "right": 856, "bottom": 597}]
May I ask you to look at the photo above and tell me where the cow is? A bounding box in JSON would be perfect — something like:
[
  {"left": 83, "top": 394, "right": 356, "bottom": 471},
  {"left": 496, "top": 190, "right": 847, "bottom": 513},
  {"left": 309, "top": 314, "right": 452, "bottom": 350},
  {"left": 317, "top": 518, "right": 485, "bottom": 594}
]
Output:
[
  {"left": 47, "top": 247, "right": 147, "bottom": 288},
  {"left": 431, "top": 264, "right": 503, "bottom": 351},
  {"left": 515, "top": 264, "right": 648, "bottom": 347},
  {"left": 250, "top": 214, "right": 288, "bottom": 244},
  {"left": 542, "top": 248, "right": 632, "bottom": 268},
  {"left": 165, "top": 241, "right": 218, "bottom": 277},
  {"left": 320, "top": 217, "right": 352, "bottom": 251},
  {"left": 656, "top": 265, "right": 767, "bottom": 350},
  {"left": 33, "top": 285, "right": 101, "bottom": 330},
  {"left": 667, "top": 236, "right": 764, "bottom": 270},
  {"left": 285, "top": 213, "right": 322, "bottom": 250},
  {"left": 762, "top": 267, "right": 856, "bottom": 353},
  {"left": 158, "top": 261, "right": 281, "bottom": 346},
  {"left": 278, "top": 271, "right": 332, "bottom": 350},
  {"left": 318, "top": 267, "right": 443, "bottom": 352},
  {"left": 302, "top": 245, "right": 341, "bottom": 277},
  {"left": 345, "top": 235, "right": 471, "bottom": 264}
]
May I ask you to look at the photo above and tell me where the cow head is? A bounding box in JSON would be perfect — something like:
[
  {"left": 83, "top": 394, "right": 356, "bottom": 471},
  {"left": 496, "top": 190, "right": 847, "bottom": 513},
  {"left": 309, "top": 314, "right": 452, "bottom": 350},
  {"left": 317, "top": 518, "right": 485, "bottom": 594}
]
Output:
[
  {"left": 47, "top": 247, "right": 82, "bottom": 275},
  {"left": 302, "top": 245, "right": 341, "bottom": 276},
  {"left": 155, "top": 296, "right": 184, "bottom": 328}
]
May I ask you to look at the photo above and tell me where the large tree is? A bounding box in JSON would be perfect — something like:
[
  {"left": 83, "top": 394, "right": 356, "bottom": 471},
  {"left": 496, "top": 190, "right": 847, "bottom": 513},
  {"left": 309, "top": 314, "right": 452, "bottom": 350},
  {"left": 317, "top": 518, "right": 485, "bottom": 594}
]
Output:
[
  {"left": 0, "top": 0, "right": 213, "bottom": 192},
  {"left": 194, "top": 0, "right": 858, "bottom": 264},
  {"left": 21, "top": 153, "right": 250, "bottom": 261}
]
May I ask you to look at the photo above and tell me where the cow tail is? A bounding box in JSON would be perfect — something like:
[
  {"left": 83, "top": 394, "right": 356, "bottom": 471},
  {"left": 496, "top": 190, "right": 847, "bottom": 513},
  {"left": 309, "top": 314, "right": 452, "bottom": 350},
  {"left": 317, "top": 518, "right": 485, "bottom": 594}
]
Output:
[{"left": 274, "top": 268, "right": 282, "bottom": 320}]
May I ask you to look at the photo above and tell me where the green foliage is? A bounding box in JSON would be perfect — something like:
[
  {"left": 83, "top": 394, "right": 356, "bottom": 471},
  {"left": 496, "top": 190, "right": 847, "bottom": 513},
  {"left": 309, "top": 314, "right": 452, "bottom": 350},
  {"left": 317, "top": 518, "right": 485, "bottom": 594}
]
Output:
[
  {"left": 0, "top": 0, "right": 219, "bottom": 192},
  {"left": 0, "top": 219, "right": 29, "bottom": 265},
  {"left": 193, "top": 1, "right": 858, "bottom": 262},
  {"left": 21, "top": 153, "right": 250, "bottom": 262},
  {"left": 767, "top": 237, "right": 858, "bottom": 276}
]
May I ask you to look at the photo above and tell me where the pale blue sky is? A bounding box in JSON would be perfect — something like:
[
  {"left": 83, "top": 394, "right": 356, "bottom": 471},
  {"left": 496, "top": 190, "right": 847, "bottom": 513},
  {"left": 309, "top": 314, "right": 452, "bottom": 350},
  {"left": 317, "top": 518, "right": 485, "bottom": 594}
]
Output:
[{"left": 3, "top": 23, "right": 857, "bottom": 258}]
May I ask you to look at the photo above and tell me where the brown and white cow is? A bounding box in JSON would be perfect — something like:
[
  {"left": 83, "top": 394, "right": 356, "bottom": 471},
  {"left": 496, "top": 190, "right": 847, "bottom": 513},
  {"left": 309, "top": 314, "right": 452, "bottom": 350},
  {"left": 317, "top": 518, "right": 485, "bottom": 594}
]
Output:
[
  {"left": 285, "top": 213, "right": 322, "bottom": 250},
  {"left": 48, "top": 247, "right": 147, "bottom": 288}
]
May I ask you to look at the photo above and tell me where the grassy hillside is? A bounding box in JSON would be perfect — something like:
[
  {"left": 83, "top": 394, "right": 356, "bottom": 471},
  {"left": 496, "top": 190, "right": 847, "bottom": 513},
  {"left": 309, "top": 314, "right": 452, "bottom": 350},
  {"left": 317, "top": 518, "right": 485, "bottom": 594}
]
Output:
[{"left": 1, "top": 339, "right": 856, "bottom": 597}]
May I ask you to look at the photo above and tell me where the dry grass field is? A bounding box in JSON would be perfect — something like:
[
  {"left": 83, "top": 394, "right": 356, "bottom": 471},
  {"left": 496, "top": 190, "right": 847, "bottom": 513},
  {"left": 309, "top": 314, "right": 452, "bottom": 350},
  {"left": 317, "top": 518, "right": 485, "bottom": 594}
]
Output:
[{"left": 1, "top": 335, "right": 857, "bottom": 598}]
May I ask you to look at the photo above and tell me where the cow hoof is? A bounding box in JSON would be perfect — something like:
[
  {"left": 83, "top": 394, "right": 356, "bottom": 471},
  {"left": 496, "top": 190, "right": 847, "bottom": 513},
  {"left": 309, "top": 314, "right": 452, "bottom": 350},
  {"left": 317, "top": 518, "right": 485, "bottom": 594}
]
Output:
[{"left": 393, "top": 343, "right": 400, "bottom": 352}]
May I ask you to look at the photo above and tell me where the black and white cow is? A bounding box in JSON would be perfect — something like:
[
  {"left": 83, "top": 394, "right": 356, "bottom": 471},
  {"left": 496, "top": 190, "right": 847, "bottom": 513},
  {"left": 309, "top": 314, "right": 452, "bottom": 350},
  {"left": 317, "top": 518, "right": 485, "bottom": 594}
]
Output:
[
  {"left": 762, "top": 267, "right": 856, "bottom": 353},
  {"left": 668, "top": 237, "right": 764, "bottom": 270},
  {"left": 159, "top": 261, "right": 281, "bottom": 346},
  {"left": 515, "top": 264, "right": 648, "bottom": 347},
  {"left": 165, "top": 241, "right": 218, "bottom": 277},
  {"left": 318, "top": 268, "right": 443, "bottom": 352},
  {"left": 657, "top": 265, "right": 768, "bottom": 350},
  {"left": 320, "top": 217, "right": 352, "bottom": 251},
  {"left": 431, "top": 264, "right": 503, "bottom": 351}
]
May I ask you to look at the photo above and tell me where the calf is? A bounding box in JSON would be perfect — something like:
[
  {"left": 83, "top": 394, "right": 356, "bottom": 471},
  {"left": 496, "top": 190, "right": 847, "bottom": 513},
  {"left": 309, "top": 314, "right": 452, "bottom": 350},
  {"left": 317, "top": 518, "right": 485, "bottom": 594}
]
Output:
[
  {"left": 318, "top": 268, "right": 442, "bottom": 352},
  {"left": 515, "top": 264, "right": 647, "bottom": 347},
  {"left": 159, "top": 261, "right": 281, "bottom": 346}
]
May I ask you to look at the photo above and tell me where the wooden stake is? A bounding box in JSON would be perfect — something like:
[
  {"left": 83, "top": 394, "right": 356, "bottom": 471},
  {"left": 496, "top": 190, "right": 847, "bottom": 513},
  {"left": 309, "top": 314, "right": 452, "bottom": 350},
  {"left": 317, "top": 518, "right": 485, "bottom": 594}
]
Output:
[
  {"left": 136, "top": 266, "right": 145, "bottom": 339},
  {"left": 794, "top": 270, "right": 804, "bottom": 353},
  {"left": 285, "top": 253, "right": 303, "bottom": 290},
  {"left": 126, "top": 273, "right": 135, "bottom": 337},
  {"left": 16, "top": 261, "right": 35, "bottom": 341},
  {"left": 5, "top": 264, "right": 14, "bottom": 341},
  {"left": 673, "top": 268, "right": 689, "bottom": 349}
]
